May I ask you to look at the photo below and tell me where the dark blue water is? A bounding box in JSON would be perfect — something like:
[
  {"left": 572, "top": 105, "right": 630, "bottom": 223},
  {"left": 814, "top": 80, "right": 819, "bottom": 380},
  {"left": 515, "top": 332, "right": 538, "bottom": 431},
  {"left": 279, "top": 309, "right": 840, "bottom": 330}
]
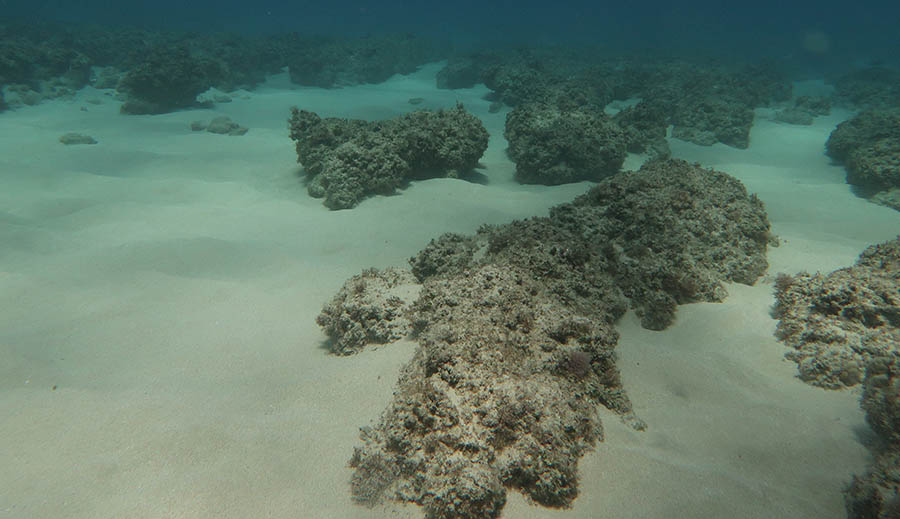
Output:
[{"left": 4, "top": 0, "right": 899, "bottom": 60}]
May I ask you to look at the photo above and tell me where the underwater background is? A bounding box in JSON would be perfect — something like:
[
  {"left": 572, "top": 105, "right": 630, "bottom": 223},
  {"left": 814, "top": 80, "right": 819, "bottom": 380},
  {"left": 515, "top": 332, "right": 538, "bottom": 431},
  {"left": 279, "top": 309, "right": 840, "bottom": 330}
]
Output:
[
  {"left": 5, "top": 0, "right": 900, "bottom": 55},
  {"left": 1, "top": 1, "right": 900, "bottom": 519}
]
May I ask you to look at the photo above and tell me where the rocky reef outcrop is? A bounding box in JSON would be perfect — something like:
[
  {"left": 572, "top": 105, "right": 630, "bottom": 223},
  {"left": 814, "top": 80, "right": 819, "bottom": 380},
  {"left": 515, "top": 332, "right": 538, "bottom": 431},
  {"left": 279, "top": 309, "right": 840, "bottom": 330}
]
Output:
[
  {"left": 826, "top": 109, "right": 900, "bottom": 211},
  {"left": 438, "top": 49, "right": 791, "bottom": 150},
  {"left": 772, "top": 236, "right": 900, "bottom": 518},
  {"left": 773, "top": 237, "right": 900, "bottom": 389},
  {"left": 118, "top": 44, "right": 224, "bottom": 114},
  {"left": 286, "top": 34, "right": 444, "bottom": 88},
  {"left": 288, "top": 104, "right": 489, "bottom": 209},
  {"left": 320, "top": 159, "right": 773, "bottom": 519},
  {"left": 504, "top": 103, "right": 627, "bottom": 185},
  {"left": 833, "top": 66, "right": 900, "bottom": 110}
]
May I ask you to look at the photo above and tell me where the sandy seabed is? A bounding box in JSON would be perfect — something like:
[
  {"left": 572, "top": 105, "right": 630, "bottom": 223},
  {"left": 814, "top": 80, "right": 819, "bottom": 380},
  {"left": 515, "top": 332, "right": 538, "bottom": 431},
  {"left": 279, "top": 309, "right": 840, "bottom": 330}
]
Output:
[{"left": 1, "top": 64, "right": 898, "bottom": 518}]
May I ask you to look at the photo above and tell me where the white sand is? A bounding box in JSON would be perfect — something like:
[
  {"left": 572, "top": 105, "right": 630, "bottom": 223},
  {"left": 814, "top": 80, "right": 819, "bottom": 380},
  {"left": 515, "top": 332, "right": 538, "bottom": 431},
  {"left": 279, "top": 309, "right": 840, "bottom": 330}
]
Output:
[{"left": 0, "top": 63, "right": 898, "bottom": 518}]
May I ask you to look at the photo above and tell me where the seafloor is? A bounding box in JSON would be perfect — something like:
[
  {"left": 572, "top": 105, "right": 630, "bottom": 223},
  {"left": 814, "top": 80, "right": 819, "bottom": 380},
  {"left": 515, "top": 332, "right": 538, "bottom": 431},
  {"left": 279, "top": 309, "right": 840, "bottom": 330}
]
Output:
[{"left": 1, "top": 35, "right": 899, "bottom": 519}]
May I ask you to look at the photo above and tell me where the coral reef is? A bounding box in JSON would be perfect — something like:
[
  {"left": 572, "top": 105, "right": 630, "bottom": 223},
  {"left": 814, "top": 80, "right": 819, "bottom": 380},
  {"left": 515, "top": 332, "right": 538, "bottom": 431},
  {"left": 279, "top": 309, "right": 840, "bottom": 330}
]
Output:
[
  {"left": 795, "top": 95, "right": 832, "bottom": 116},
  {"left": 322, "top": 158, "right": 772, "bottom": 519},
  {"left": 773, "top": 237, "right": 900, "bottom": 389},
  {"left": 504, "top": 103, "right": 627, "bottom": 185},
  {"left": 873, "top": 190, "right": 900, "bottom": 211},
  {"left": 288, "top": 104, "right": 488, "bottom": 209},
  {"left": 774, "top": 109, "right": 814, "bottom": 126},
  {"left": 0, "top": 23, "right": 347, "bottom": 106}
]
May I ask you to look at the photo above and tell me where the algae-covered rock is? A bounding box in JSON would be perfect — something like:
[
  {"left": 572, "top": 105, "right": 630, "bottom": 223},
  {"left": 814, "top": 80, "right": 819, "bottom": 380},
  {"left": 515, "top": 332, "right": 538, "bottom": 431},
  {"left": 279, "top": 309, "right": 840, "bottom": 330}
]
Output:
[
  {"left": 316, "top": 268, "right": 420, "bottom": 355},
  {"left": 59, "top": 132, "right": 97, "bottom": 145},
  {"left": 323, "top": 158, "right": 772, "bottom": 519},
  {"left": 826, "top": 109, "right": 900, "bottom": 203},
  {"left": 288, "top": 104, "right": 488, "bottom": 209},
  {"left": 845, "top": 357, "right": 900, "bottom": 518},
  {"left": 671, "top": 95, "right": 755, "bottom": 149},
  {"left": 349, "top": 265, "right": 625, "bottom": 518},
  {"left": 412, "top": 159, "right": 772, "bottom": 330},
  {"left": 612, "top": 99, "right": 671, "bottom": 159},
  {"left": 826, "top": 108, "right": 900, "bottom": 209},
  {"left": 205, "top": 116, "right": 248, "bottom": 136},
  {"left": 286, "top": 34, "right": 443, "bottom": 88},
  {"left": 119, "top": 45, "right": 223, "bottom": 115},
  {"left": 504, "top": 103, "right": 626, "bottom": 185},
  {"left": 773, "top": 237, "right": 900, "bottom": 389},
  {"left": 834, "top": 66, "right": 900, "bottom": 110},
  {"left": 772, "top": 236, "right": 900, "bottom": 517}
]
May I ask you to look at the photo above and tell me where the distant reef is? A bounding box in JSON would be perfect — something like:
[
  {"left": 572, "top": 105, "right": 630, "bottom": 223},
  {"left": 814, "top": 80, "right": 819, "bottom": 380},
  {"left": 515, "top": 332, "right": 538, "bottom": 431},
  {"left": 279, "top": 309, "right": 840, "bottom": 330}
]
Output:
[
  {"left": 318, "top": 159, "right": 774, "bottom": 519},
  {"left": 288, "top": 104, "right": 488, "bottom": 209},
  {"left": 826, "top": 109, "right": 900, "bottom": 211},
  {"left": 117, "top": 44, "right": 226, "bottom": 114},
  {"left": 502, "top": 100, "right": 671, "bottom": 185},
  {"left": 285, "top": 34, "right": 446, "bottom": 88},
  {"left": 437, "top": 49, "right": 792, "bottom": 150},
  {"left": 0, "top": 22, "right": 444, "bottom": 113},
  {"left": 504, "top": 103, "right": 628, "bottom": 185},
  {"left": 832, "top": 66, "right": 900, "bottom": 110}
]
